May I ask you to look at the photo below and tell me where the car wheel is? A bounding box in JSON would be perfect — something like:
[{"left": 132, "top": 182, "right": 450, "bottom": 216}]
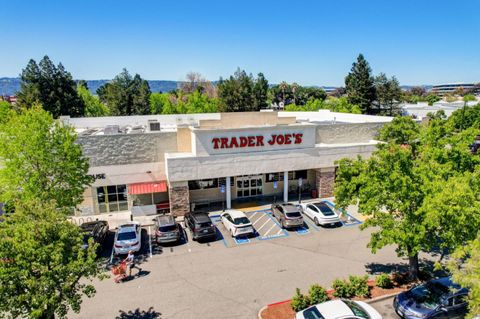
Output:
[
  {"left": 314, "top": 217, "right": 320, "bottom": 226},
  {"left": 280, "top": 220, "right": 285, "bottom": 229}
]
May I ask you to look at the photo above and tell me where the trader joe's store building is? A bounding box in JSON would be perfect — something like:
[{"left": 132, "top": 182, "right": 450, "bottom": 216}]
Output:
[{"left": 62, "top": 111, "right": 391, "bottom": 217}]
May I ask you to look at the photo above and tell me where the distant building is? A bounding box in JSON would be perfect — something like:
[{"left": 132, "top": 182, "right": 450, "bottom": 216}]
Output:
[
  {"left": 0, "top": 95, "right": 17, "bottom": 105},
  {"left": 431, "top": 83, "right": 477, "bottom": 96},
  {"left": 401, "top": 100, "right": 478, "bottom": 119}
]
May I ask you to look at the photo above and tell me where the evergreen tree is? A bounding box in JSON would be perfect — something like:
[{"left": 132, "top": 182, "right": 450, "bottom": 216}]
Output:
[
  {"left": 97, "top": 69, "right": 151, "bottom": 115},
  {"left": 253, "top": 73, "right": 269, "bottom": 110},
  {"left": 374, "top": 73, "right": 402, "bottom": 116},
  {"left": 17, "top": 56, "right": 86, "bottom": 118},
  {"left": 345, "top": 54, "right": 376, "bottom": 114}
]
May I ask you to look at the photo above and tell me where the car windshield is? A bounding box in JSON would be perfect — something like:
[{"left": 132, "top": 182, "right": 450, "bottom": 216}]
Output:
[
  {"left": 117, "top": 231, "right": 137, "bottom": 241},
  {"left": 408, "top": 282, "right": 450, "bottom": 309},
  {"left": 343, "top": 300, "right": 370, "bottom": 319},
  {"left": 313, "top": 203, "right": 335, "bottom": 216},
  {"left": 158, "top": 224, "right": 177, "bottom": 232},
  {"left": 234, "top": 217, "right": 250, "bottom": 225},
  {"left": 286, "top": 211, "right": 301, "bottom": 218}
]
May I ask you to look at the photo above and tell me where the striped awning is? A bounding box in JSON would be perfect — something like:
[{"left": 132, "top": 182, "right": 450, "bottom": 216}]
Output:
[{"left": 128, "top": 181, "right": 168, "bottom": 195}]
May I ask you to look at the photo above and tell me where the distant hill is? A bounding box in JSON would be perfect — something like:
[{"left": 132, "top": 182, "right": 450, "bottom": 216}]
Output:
[{"left": 0, "top": 77, "right": 180, "bottom": 96}]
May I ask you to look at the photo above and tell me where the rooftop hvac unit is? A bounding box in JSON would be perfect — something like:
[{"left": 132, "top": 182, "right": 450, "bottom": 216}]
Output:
[
  {"left": 104, "top": 125, "right": 120, "bottom": 135},
  {"left": 148, "top": 120, "right": 161, "bottom": 132}
]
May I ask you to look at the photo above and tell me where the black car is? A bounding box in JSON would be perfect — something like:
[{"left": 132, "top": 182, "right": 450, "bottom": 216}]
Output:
[
  {"left": 184, "top": 212, "right": 216, "bottom": 241},
  {"left": 393, "top": 277, "right": 469, "bottom": 319},
  {"left": 80, "top": 220, "right": 109, "bottom": 250}
]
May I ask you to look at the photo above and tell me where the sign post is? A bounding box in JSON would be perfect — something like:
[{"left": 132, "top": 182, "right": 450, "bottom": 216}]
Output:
[
  {"left": 298, "top": 177, "right": 303, "bottom": 204},
  {"left": 273, "top": 181, "right": 278, "bottom": 203},
  {"left": 220, "top": 184, "right": 226, "bottom": 211}
]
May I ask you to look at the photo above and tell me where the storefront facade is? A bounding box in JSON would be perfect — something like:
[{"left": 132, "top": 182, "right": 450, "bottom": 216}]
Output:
[{"left": 65, "top": 111, "right": 391, "bottom": 217}]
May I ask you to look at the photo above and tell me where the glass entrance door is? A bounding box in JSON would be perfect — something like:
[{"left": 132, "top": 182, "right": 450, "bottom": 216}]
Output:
[{"left": 236, "top": 175, "right": 263, "bottom": 198}]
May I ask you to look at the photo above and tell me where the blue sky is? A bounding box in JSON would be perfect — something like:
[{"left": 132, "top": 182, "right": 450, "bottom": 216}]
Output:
[{"left": 1, "top": 0, "right": 479, "bottom": 86}]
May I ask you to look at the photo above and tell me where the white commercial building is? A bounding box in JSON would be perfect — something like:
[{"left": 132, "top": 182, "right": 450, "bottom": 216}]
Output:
[{"left": 62, "top": 111, "right": 392, "bottom": 218}]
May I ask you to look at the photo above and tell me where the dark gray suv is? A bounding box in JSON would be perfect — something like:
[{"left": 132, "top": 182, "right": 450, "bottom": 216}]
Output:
[
  {"left": 271, "top": 203, "right": 304, "bottom": 229},
  {"left": 184, "top": 212, "right": 216, "bottom": 241}
]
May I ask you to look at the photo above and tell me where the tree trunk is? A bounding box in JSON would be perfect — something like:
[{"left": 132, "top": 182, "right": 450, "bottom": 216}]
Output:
[{"left": 408, "top": 253, "right": 419, "bottom": 281}]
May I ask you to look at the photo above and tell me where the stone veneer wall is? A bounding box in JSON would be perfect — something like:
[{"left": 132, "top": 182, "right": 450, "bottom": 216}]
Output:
[
  {"left": 168, "top": 185, "right": 190, "bottom": 216},
  {"left": 316, "top": 168, "right": 336, "bottom": 198},
  {"left": 315, "top": 122, "right": 385, "bottom": 144},
  {"left": 77, "top": 132, "right": 177, "bottom": 167}
]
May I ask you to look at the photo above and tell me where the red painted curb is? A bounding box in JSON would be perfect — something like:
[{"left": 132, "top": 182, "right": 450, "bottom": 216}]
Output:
[{"left": 267, "top": 299, "right": 291, "bottom": 307}]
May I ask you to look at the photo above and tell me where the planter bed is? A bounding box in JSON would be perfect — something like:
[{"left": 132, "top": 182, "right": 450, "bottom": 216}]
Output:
[{"left": 260, "top": 279, "right": 410, "bottom": 319}]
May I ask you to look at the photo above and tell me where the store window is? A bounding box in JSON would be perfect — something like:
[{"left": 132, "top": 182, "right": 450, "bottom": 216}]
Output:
[
  {"left": 218, "top": 177, "right": 234, "bottom": 187},
  {"left": 295, "top": 170, "right": 308, "bottom": 180},
  {"left": 188, "top": 179, "right": 219, "bottom": 190},
  {"left": 96, "top": 184, "right": 128, "bottom": 213}
]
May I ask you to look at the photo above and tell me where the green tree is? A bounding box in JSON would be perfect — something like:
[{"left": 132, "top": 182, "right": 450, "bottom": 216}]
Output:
[
  {"left": 374, "top": 73, "right": 402, "bottom": 116},
  {"left": 97, "top": 69, "right": 151, "bottom": 115},
  {"left": 448, "top": 232, "right": 480, "bottom": 318},
  {"left": 77, "top": 85, "right": 109, "bottom": 117},
  {"left": 253, "top": 72, "right": 269, "bottom": 110},
  {"left": 0, "top": 106, "right": 92, "bottom": 210},
  {"left": 345, "top": 54, "right": 376, "bottom": 114},
  {"left": 425, "top": 94, "right": 441, "bottom": 106},
  {"left": 150, "top": 92, "right": 170, "bottom": 114},
  {"left": 218, "top": 68, "right": 268, "bottom": 112},
  {"left": 17, "top": 56, "right": 86, "bottom": 118},
  {"left": 0, "top": 200, "right": 102, "bottom": 319},
  {"left": 0, "top": 101, "right": 14, "bottom": 125},
  {"left": 335, "top": 116, "right": 480, "bottom": 279}
]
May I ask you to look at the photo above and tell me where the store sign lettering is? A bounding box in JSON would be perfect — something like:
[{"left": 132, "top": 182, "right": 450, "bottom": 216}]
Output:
[
  {"left": 212, "top": 133, "right": 303, "bottom": 149},
  {"left": 89, "top": 173, "right": 106, "bottom": 180}
]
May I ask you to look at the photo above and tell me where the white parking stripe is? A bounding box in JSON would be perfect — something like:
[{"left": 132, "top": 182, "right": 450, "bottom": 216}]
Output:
[
  {"left": 276, "top": 229, "right": 283, "bottom": 235},
  {"left": 148, "top": 226, "right": 153, "bottom": 258},
  {"left": 252, "top": 214, "right": 268, "bottom": 226},
  {"left": 263, "top": 223, "right": 277, "bottom": 236},
  {"left": 249, "top": 212, "right": 258, "bottom": 220},
  {"left": 256, "top": 219, "right": 272, "bottom": 232}
]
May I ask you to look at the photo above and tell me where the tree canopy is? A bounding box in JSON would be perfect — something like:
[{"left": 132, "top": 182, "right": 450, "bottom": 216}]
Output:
[
  {"left": 97, "top": 68, "right": 151, "bottom": 115},
  {"left": 373, "top": 73, "right": 402, "bottom": 116},
  {"left": 17, "top": 56, "right": 86, "bottom": 118},
  {"left": 77, "top": 84, "right": 110, "bottom": 117},
  {"left": 0, "top": 106, "right": 92, "bottom": 210},
  {"left": 335, "top": 108, "right": 480, "bottom": 279},
  {"left": 217, "top": 68, "right": 269, "bottom": 112},
  {"left": 0, "top": 200, "right": 102, "bottom": 319},
  {"left": 345, "top": 54, "right": 376, "bottom": 114}
]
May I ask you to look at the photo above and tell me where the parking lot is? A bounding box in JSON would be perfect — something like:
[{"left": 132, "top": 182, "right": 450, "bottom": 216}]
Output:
[{"left": 98, "top": 201, "right": 363, "bottom": 267}]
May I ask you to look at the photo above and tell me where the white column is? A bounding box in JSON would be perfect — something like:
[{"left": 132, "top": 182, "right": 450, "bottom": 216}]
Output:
[
  {"left": 226, "top": 176, "right": 232, "bottom": 209},
  {"left": 283, "top": 171, "right": 288, "bottom": 203}
]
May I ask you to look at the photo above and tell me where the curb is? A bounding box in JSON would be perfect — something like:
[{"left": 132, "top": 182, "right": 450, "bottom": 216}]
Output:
[
  {"left": 257, "top": 305, "right": 268, "bottom": 319},
  {"left": 365, "top": 291, "right": 403, "bottom": 304}
]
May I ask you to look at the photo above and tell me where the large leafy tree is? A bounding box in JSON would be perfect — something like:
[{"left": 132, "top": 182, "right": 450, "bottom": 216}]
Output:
[
  {"left": 448, "top": 232, "right": 480, "bottom": 319},
  {"left": 335, "top": 114, "right": 480, "bottom": 279},
  {"left": 345, "top": 54, "right": 376, "bottom": 114},
  {"left": 17, "top": 56, "right": 85, "bottom": 118},
  {"left": 0, "top": 106, "right": 92, "bottom": 210},
  {"left": 76, "top": 83, "right": 110, "bottom": 117},
  {"left": 97, "top": 69, "right": 151, "bottom": 115},
  {"left": 0, "top": 200, "right": 102, "bottom": 319}
]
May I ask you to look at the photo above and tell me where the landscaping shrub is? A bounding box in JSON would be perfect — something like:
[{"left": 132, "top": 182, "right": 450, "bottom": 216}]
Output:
[
  {"left": 332, "top": 278, "right": 354, "bottom": 298},
  {"left": 375, "top": 273, "right": 393, "bottom": 289},
  {"left": 308, "top": 284, "right": 329, "bottom": 304},
  {"left": 349, "top": 275, "right": 369, "bottom": 297},
  {"left": 332, "top": 275, "right": 370, "bottom": 298},
  {"left": 291, "top": 288, "right": 310, "bottom": 312}
]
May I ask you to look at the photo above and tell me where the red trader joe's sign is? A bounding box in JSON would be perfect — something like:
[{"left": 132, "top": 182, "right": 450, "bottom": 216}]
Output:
[{"left": 212, "top": 133, "right": 303, "bottom": 149}]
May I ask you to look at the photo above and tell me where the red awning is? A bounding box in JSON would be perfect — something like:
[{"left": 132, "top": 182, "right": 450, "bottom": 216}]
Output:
[{"left": 129, "top": 181, "right": 168, "bottom": 195}]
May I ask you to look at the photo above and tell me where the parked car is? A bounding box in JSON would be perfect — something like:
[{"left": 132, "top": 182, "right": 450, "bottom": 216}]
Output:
[
  {"left": 296, "top": 299, "right": 382, "bottom": 319},
  {"left": 299, "top": 201, "right": 341, "bottom": 226},
  {"left": 80, "top": 220, "right": 109, "bottom": 250},
  {"left": 220, "top": 209, "right": 255, "bottom": 237},
  {"left": 393, "top": 277, "right": 469, "bottom": 319},
  {"left": 113, "top": 222, "right": 142, "bottom": 255},
  {"left": 271, "top": 203, "right": 304, "bottom": 229},
  {"left": 184, "top": 212, "right": 216, "bottom": 241},
  {"left": 154, "top": 215, "right": 181, "bottom": 244}
]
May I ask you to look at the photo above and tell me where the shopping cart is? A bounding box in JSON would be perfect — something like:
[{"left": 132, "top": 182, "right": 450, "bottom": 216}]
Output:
[{"left": 111, "top": 261, "right": 127, "bottom": 283}]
